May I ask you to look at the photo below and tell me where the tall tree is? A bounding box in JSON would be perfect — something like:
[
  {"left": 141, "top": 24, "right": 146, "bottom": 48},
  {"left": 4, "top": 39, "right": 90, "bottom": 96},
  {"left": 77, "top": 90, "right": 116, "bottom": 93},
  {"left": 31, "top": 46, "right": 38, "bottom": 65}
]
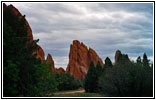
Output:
[
  {"left": 136, "top": 56, "right": 142, "bottom": 64},
  {"left": 3, "top": 6, "right": 58, "bottom": 96},
  {"left": 98, "top": 53, "right": 153, "bottom": 97},
  {"left": 96, "top": 61, "right": 103, "bottom": 77},
  {"left": 143, "top": 53, "right": 149, "bottom": 67},
  {"left": 84, "top": 61, "right": 98, "bottom": 92},
  {"left": 104, "top": 57, "right": 113, "bottom": 69},
  {"left": 3, "top": 8, "right": 38, "bottom": 96}
]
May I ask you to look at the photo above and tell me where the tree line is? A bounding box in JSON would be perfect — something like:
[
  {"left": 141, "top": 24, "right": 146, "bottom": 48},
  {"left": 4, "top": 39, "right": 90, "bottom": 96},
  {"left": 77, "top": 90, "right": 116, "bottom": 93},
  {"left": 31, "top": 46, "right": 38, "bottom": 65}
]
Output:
[{"left": 84, "top": 52, "right": 153, "bottom": 97}]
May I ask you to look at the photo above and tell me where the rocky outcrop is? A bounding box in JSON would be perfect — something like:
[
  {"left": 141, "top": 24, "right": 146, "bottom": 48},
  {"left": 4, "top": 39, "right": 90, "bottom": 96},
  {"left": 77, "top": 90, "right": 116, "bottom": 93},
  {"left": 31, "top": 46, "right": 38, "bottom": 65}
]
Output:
[
  {"left": 115, "top": 50, "right": 130, "bottom": 64},
  {"left": 46, "top": 54, "right": 55, "bottom": 72},
  {"left": 115, "top": 50, "right": 122, "bottom": 63},
  {"left": 56, "top": 67, "right": 65, "bottom": 73},
  {"left": 6, "top": 4, "right": 33, "bottom": 40},
  {"left": 66, "top": 40, "right": 104, "bottom": 78},
  {"left": 4, "top": 4, "right": 45, "bottom": 61},
  {"left": 88, "top": 48, "right": 104, "bottom": 67},
  {"left": 35, "top": 44, "right": 45, "bottom": 62}
]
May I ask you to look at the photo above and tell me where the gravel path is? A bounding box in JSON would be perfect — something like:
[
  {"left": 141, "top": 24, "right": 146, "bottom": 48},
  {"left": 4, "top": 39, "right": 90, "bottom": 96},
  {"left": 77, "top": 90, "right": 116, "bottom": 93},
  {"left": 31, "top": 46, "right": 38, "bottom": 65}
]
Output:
[{"left": 54, "top": 89, "right": 85, "bottom": 95}]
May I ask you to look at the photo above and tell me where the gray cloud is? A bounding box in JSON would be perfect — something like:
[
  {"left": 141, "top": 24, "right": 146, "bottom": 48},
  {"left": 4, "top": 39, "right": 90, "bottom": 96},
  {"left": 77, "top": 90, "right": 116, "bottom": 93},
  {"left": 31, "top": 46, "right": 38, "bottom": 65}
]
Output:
[{"left": 5, "top": 2, "right": 153, "bottom": 69}]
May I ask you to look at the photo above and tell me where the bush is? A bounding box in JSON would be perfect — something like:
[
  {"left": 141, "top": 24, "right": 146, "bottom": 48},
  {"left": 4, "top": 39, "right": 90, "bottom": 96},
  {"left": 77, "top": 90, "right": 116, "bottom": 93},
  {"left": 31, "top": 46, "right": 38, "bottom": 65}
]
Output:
[
  {"left": 3, "top": 60, "right": 20, "bottom": 96},
  {"left": 56, "top": 73, "right": 81, "bottom": 91},
  {"left": 28, "top": 64, "right": 58, "bottom": 96}
]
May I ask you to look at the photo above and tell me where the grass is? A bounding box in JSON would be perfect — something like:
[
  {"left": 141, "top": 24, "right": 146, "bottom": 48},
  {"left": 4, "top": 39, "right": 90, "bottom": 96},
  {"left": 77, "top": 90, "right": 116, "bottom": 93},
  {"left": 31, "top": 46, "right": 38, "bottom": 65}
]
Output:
[{"left": 54, "top": 92, "right": 103, "bottom": 97}]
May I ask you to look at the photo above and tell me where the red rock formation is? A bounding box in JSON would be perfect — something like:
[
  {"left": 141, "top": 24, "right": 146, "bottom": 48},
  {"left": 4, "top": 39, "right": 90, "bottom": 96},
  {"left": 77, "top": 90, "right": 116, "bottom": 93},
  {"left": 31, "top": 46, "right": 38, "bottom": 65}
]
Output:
[
  {"left": 66, "top": 40, "right": 104, "bottom": 78},
  {"left": 115, "top": 50, "right": 121, "bottom": 64},
  {"left": 3, "top": 3, "right": 7, "bottom": 10},
  {"left": 35, "top": 44, "right": 45, "bottom": 62},
  {"left": 4, "top": 4, "right": 45, "bottom": 61},
  {"left": 56, "top": 67, "right": 65, "bottom": 73},
  {"left": 46, "top": 54, "right": 55, "bottom": 72},
  {"left": 115, "top": 50, "right": 130, "bottom": 64},
  {"left": 6, "top": 4, "right": 33, "bottom": 40},
  {"left": 88, "top": 48, "right": 104, "bottom": 67}
]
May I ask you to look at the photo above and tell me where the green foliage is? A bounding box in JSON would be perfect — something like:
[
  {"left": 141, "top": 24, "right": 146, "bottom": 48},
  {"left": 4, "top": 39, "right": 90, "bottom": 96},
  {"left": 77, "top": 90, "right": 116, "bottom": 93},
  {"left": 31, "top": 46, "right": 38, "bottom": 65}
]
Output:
[
  {"left": 136, "top": 56, "right": 141, "bottom": 64},
  {"left": 143, "top": 53, "right": 149, "bottom": 67},
  {"left": 56, "top": 73, "right": 81, "bottom": 91},
  {"left": 28, "top": 64, "right": 58, "bottom": 96},
  {"left": 3, "top": 60, "right": 20, "bottom": 96},
  {"left": 96, "top": 61, "right": 103, "bottom": 77},
  {"left": 104, "top": 57, "right": 113, "bottom": 69},
  {"left": 117, "top": 53, "right": 130, "bottom": 65},
  {"left": 95, "top": 61, "right": 103, "bottom": 92},
  {"left": 98, "top": 53, "right": 153, "bottom": 97},
  {"left": 84, "top": 62, "right": 98, "bottom": 92},
  {"left": 3, "top": 6, "right": 58, "bottom": 96},
  {"left": 79, "top": 78, "right": 85, "bottom": 88}
]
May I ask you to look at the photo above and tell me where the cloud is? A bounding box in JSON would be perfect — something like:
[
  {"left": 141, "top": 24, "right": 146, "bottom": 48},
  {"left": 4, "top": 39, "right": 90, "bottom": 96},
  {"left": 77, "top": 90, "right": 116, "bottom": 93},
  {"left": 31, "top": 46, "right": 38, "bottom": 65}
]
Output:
[{"left": 5, "top": 2, "right": 153, "bottom": 68}]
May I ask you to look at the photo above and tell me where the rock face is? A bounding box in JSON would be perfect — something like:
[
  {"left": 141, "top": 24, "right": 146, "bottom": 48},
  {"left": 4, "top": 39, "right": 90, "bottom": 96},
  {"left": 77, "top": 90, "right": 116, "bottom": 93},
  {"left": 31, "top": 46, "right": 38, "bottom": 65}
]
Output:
[
  {"left": 4, "top": 4, "right": 45, "bottom": 61},
  {"left": 56, "top": 67, "right": 65, "bottom": 73},
  {"left": 115, "top": 50, "right": 122, "bottom": 63},
  {"left": 66, "top": 40, "right": 104, "bottom": 78},
  {"left": 88, "top": 48, "right": 104, "bottom": 67},
  {"left": 35, "top": 44, "right": 45, "bottom": 62},
  {"left": 6, "top": 4, "right": 33, "bottom": 40},
  {"left": 46, "top": 54, "right": 55, "bottom": 72}
]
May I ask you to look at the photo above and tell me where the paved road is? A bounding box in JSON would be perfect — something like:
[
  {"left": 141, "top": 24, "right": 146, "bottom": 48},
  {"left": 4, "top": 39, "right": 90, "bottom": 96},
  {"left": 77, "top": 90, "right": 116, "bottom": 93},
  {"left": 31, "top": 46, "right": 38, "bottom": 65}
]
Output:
[{"left": 54, "top": 89, "right": 85, "bottom": 95}]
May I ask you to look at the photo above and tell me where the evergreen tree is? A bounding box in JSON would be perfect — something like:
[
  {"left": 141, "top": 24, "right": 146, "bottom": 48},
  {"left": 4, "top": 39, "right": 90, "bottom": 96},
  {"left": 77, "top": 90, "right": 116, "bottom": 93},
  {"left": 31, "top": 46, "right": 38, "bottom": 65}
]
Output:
[
  {"left": 136, "top": 56, "right": 142, "bottom": 64},
  {"left": 84, "top": 62, "right": 98, "bottom": 92},
  {"left": 29, "top": 64, "right": 58, "bottom": 96},
  {"left": 3, "top": 60, "right": 20, "bottom": 96},
  {"left": 98, "top": 53, "right": 153, "bottom": 97},
  {"left": 3, "top": 8, "right": 36, "bottom": 96},
  {"left": 104, "top": 57, "right": 113, "bottom": 69},
  {"left": 116, "top": 52, "right": 130, "bottom": 65},
  {"left": 96, "top": 61, "right": 103, "bottom": 77},
  {"left": 3, "top": 6, "right": 58, "bottom": 96},
  {"left": 143, "top": 53, "right": 149, "bottom": 67}
]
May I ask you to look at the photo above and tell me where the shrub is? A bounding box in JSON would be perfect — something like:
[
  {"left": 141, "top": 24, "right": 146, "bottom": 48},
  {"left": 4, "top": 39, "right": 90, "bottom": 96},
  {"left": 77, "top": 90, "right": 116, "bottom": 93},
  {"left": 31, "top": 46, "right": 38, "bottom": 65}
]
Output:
[{"left": 56, "top": 73, "right": 81, "bottom": 91}]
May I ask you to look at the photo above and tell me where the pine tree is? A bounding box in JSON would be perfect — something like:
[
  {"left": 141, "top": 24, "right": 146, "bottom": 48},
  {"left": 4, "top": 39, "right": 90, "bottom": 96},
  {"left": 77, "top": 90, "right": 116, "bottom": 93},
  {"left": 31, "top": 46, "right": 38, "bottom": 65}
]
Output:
[
  {"left": 84, "top": 61, "right": 98, "bottom": 92},
  {"left": 143, "top": 53, "right": 149, "bottom": 67},
  {"left": 104, "top": 57, "right": 113, "bottom": 69},
  {"left": 3, "top": 6, "right": 58, "bottom": 96},
  {"left": 136, "top": 56, "right": 141, "bottom": 64},
  {"left": 3, "top": 60, "right": 20, "bottom": 96},
  {"left": 96, "top": 61, "right": 103, "bottom": 77},
  {"left": 3, "top": 7, "right": 40, "bottom": 96}
]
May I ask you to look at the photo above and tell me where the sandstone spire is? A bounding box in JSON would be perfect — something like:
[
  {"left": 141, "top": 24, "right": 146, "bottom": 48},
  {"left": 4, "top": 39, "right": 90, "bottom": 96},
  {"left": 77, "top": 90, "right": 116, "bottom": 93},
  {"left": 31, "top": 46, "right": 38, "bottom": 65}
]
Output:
[
  {"left": 115, "top": 50, "right": 121, "bottom": 63},
  {"left": 4, "top": 4, "right": 45, "bottom": 61},
  {"left": 46, "top": 54, "right": 55, "bottom": 72},
  {"left": 66, "top": 40, "right": 104, "bottom": 78}
]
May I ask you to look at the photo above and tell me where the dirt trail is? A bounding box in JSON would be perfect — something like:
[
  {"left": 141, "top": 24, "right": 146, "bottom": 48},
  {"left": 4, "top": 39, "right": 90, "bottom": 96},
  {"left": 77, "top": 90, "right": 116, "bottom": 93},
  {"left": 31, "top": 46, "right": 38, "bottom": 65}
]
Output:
[{"left": 54, "top": 89, "right": 85, "bottom": 95}]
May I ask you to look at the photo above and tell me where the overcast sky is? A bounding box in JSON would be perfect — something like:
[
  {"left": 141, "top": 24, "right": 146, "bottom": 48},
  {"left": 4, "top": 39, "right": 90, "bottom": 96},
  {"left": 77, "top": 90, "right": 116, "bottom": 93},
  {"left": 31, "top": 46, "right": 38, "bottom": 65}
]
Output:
[{"left": 5, "top": 2, "right": 153, "bottom": 69}]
